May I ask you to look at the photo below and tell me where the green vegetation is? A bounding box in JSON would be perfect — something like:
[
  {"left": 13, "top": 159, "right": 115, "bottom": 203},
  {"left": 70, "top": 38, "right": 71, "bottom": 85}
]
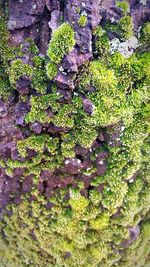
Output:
[
  {"left": 46, "top": 61, "right": 58, "bottom": 80},
  {"left": 94, "top": 26, "right": 110, "bottom": 59},
  {"left": 0, "top": 3, "right": 150, "bottom": 267},
  {"left": 47, "top": 23, "right": 75, "bottom": 64},
  {"left": 116, "top": 0, "right": 130, "bottom": 16},
  {"left": 118, "top": 15, "right": 134, "bottom": 40},
  {"left": 78, "top": 15, "right": 87, "bottom": 27},
  {"left": 9, "top": 59, "right": 33, "bottom": 86}
]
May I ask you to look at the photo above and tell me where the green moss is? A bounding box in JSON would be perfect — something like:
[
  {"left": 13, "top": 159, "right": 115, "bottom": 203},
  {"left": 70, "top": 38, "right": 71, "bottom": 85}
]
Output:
[
  {"left": 0, "top": 11, "right": 150, "bottom": 267},
  {"left": 116, "top": 0, "right": 130, "bottom": 16},
  {"left": 46, "top": 61, "right": 58, "bottom": 80},
  {"left": 9, "top": 59, "right": 33, "bottom": 86},
  {"left": 69, "top": 189, "right": 89, "bottom": 213},
  {"left": 25, "top": 90, "right": 60, "bottom": 124},
  {"left": 47, "top": 23, "right": 75, "bottom": 64},
  {"left": 78, "top": 15, "right": 87, "bottom": 27},
  {"left": 32, "top": 56, "right": 49, "bottom": 94},
  {"left": 17, "top": 134, "right": 59, "bottom": 158},
  {"left": 118, "top": 15, "right": 134, "bottom": 40},
  {"left": 94, "top": 26, "right": 110, "bottom": 59},
  {"left": 140, "top": 22, "right": 150, "bottom": 46},
  {"left": 90, "top": 213, "right": 110, "bottom": 230}
]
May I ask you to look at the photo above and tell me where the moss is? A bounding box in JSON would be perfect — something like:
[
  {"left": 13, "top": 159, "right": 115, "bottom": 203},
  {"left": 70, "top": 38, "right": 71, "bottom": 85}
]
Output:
[
  {"left": 118, "top": 15, "right": 134, "bottom": 40},
  {"left": 61, "top": 133, "right": 75, "bottom": 158},
  {"left": 53, "top": 104, "right": 75, "bottom": 128},
  {"left": 0, "top": 9, "right": 150, "bottom": 267},
  {"left": 25, "top": 90, "right": 60, "bottom": 124},
  {"left": 32, "top": 56, "right": 49, "bottom": 94},
  {"left": 116, "top": 0, "right": 130, "bottom": 16},
  {"left": 78, "top": 15, "right": 87, "bottom": 27},
  {"left": 46, "top": 61, "right": 58, "bottom": 80},
  {"left": 69, "top": 189, "right": 89, "bottom": 213},
  {"left": 76, "top": 7, "right": 81, "bottom": 14},
  {"left": 47, "top": 23, "right": 75, "bottom": 64},
  {"left": 140, "top": 22, "right": 150, "bottom": 46},
  {"left": 90, "top": 213, "right": 110, "bottom": 230},
  {"left": 94, "top": 26, "right": 110, "bottom": 59},
  {"left": 17, "top": 134, "right": 59, "bottom": 158},
  {"left": 9, "top": 59, "right": 33, "bottom": 86}
]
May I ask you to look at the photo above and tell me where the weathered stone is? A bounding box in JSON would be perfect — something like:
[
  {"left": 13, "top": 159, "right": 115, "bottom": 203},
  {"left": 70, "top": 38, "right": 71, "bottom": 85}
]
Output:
[
  {"left": 30, "top": 122, "right": 43, "bottom": 134},
  {"left": 54, "top": 73, "right": 75, "bottom": 90},
  {"left": 0, "top": 101, "right": 7, "bottom": 118},
  {"left": 16, "top": 77, "right": 31, "bottom": 95}
]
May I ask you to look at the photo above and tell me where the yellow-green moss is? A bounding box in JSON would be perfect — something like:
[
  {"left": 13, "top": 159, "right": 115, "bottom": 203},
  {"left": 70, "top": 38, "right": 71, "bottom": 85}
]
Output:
[
  {"left": 78, "top": 15, "right": 87, "bottom": 27},
  {"left": 47, "top": 23, "right": 75, "bottom": 64}
]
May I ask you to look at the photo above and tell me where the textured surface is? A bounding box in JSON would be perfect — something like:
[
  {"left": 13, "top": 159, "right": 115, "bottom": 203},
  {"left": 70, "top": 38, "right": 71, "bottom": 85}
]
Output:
[{"left": 0, "top": 0, "right": 150, "bottom": 266}]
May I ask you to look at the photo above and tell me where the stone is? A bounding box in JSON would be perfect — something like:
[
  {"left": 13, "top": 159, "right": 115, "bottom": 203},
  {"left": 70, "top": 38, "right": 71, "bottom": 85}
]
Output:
[{"left": 54, "top": 73, "right": 75, "bottom": 90}]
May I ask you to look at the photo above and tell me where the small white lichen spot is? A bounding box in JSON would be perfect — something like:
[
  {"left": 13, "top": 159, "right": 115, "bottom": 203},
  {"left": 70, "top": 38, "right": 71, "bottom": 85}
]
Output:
[
  {"left": 32, "top": 4, "right": 36, "bottom": 10},
  {"left": 81, "top": 11, "right": 87, "bottom": 16},
  {"left": 140, "top": 0, "right": 147, "bottom": 5},
  {"left": 77, "top": 159, "right": 81, "bottom": 164},
  {"left": 65, "top": 160, "right": 70, "bottom": 165},
  {"left": 82, "top": 2, "right": 86, "bottom": 7},
  {"left": 110, "top": 17, "right": 115, "bottom": 23},
  {"left": 99, "top": 160, "right": 104, "bottom": 165},
  {"left": 59, "top": 66, "right": 64, "bottom": 72},
  {"left": 118, "top": 36, "right": 139, "bottom": 57},
  {"left": 110, "top": 38, "right": 120, "bottom": 54},
  {"left": 121, "top": 126, "right": 125, "bottom": 132}
]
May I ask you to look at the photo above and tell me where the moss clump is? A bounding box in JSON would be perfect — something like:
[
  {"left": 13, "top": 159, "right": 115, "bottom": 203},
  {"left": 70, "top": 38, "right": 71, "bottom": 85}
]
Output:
[
  {"left": 94, "top": 26, "right": 110, "bottom": 59},
  {"left": 69, "top": 189, "right": 89, "bottom": 213},
  {"left": 46, "top": 61, "right": 58, "bottom": 80},
  {"left": 116, "top": 0, "right": 130, "bottom": 16},
  {"left": 9, "top": 59, "right": 33, "bottom": 86},
  {"left": 78, "top": 15, "right": 87, "bottom": 27},
  {"left": 25, "top": 87, "right": 60, "bottom": 124},
  {"left": 118, "top": 15, "right": 134, "bottom": 40},
  {"left": 47, "top": 23, "right": 75, "bottom": 64},
  {"left": 90, "top": 213, "right": 110, "bottom": 230},
  {"left": 140, "top": 22, "right": 150, "bottom": 46},
  {"left": 32, "top": 55, "right": 49, "bottom": 94}
]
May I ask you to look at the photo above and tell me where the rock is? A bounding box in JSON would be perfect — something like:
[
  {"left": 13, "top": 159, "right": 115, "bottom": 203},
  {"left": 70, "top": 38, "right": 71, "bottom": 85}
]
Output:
[
  {"left": 15, "top": 102, "right": 29, "bottom": 126},
  {"left": 46, "top": 0, "right": 60, "bottom": 12},
  {"left": 62, "top": 158, "right": 83, "bottom": 175},
  {"left": 121, "top": 226, "right": 140, "bottom": 248},
  {"left": 30, "top": 122, "right": 43, "bottom": 134},
  {"left": 76, "top": 27, "right": 92, "bottom": 53},
  {"left": 62, "top": 48, "right": 92, "bottom": 73},
  {"left": 82, "top": 97, "right": 94, "bottom": 114},
  {"left": 16, "top": 76, "right": 31, "bottom": 95},
  {"left": 0, "top": 101, "right": 8, "bottom": 118},
  {"left": 54, "top": 73, "right": 75, "bottom": 90},
  {"left": 8, "top": 0, "right": 45, "bottom": 31},
  {"left": 48, "top": 10, "right": 61, "bottom": 32}
]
